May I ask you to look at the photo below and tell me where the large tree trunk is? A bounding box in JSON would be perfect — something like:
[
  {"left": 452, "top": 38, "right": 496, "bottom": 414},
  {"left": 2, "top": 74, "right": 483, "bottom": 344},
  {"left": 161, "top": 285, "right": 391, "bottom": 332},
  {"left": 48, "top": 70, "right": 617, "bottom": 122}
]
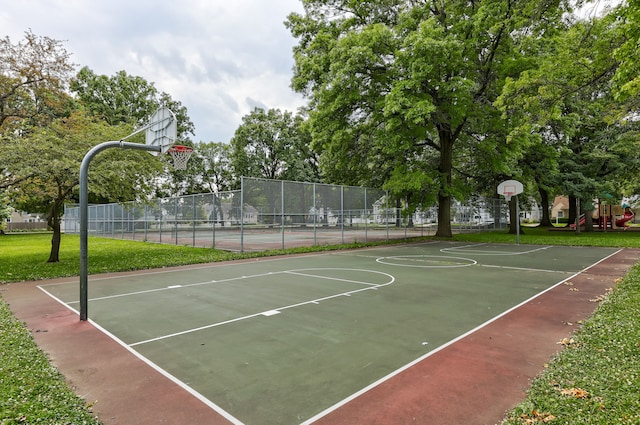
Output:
[
  {"left": 47, "top": 200, "right": 63, "bottom": 263},
  {"left": 435, "top": 133, "right": 454, "bottom": 238},
  {"left": 538, "top": 186, "right": 553, "bottom": 227},
  {"left": 568, "top": 195, "right": 578, "bottom": 227},
  {"left": 436, "top": 193, "right": 452, "bottom": 237},
  {"left": 507, "top": 196, "right": 523, "bottom": 235},
  {"left": 582, "top": 199, "right": 594, "bottom": 232}
]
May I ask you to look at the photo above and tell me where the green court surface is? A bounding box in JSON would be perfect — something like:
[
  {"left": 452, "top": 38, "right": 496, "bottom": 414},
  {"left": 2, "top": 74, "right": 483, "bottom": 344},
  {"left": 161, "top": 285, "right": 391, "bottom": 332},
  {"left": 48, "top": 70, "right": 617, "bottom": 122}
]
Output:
[{"left": 39, "top": 241, "right": 619, "bottom": 425}]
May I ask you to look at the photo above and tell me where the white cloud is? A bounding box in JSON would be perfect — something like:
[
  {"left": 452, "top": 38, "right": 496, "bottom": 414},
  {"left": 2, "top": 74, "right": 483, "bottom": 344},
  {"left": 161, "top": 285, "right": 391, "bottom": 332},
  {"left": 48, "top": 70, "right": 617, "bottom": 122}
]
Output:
[{"left": 1, "top": 0, "right": 306, "bottom": 142}]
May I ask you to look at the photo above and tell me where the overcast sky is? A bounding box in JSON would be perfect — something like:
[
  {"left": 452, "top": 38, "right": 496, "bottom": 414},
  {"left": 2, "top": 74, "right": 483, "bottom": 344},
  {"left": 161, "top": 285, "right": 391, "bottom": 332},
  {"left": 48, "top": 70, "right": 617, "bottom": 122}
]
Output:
[{"left": 1, "top": 0, "right": 307, "bottom": 143}]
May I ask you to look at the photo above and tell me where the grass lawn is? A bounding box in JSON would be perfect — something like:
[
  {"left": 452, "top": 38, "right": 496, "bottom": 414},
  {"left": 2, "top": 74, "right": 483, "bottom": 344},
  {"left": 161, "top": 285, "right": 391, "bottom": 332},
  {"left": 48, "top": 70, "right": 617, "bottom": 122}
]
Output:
[{"left": 1, "top": 228, "right": 640, "bottom": 424}]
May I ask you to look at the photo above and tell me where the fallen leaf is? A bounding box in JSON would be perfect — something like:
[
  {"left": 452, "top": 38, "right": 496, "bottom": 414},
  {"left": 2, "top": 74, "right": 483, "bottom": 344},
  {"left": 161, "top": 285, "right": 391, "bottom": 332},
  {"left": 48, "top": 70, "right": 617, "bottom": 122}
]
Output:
[
  {"left": 559, "top": 387, "right": 589, "bottom": 398},
  {"left": 557, "top": 337, "right": 576, "bottom": 346}
]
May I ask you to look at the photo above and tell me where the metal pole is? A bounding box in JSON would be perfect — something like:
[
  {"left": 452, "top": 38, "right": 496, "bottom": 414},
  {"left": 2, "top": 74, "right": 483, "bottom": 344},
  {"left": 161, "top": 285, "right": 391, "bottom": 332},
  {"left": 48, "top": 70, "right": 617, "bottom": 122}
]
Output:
[
  {"left": 174, "top": 196, "right": 178, "bottom": 245},
  {"left": 240, "top": 176, "right": 244, "bottom": 253},
  {"left": 144, "top": 204, "right": 148, "bottom": 242},
  {"left": 192, "top": 194, "right": 196, "bottom": 247},
  {"left": 313, "top": 183, "right": 317, "bottom": 246},
  {"left": 212, "top": 192, "right": 216, "bottom": 249},
  {"left": 386, "top": 191, "right": 389, "bottom": 241},
  {"left": 341, "top": 186, "right": 344, "bottom": 244},
  {"left": 364, "top": 188, "right": 368, "bottom": 243},
  {"left": 80, "top": 141, "right": 160, "bottom": 321},
  {"left": 281, "top": 180, "right": 285, "bottom": 250},
  {"left": 515, "top": 195, "right": 520, "bottom": 245}
]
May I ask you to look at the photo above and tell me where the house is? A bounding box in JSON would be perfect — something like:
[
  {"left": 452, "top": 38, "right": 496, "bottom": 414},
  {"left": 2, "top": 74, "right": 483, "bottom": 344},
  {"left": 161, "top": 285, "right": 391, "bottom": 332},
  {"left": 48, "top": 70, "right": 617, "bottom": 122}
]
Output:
[
  {"left": 551, "top": 196, "right": 570, "bottom": 220},
  {"left": 5, "top": 210, "right": 47, "bottom": 231}
]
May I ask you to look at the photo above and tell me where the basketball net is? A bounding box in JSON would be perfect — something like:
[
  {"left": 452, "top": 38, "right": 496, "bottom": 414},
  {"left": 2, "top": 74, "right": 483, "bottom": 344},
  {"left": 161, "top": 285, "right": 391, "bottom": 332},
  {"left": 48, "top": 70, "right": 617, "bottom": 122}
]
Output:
[{"left": 167, "top": 145, "right": 193, "bottom": 170}]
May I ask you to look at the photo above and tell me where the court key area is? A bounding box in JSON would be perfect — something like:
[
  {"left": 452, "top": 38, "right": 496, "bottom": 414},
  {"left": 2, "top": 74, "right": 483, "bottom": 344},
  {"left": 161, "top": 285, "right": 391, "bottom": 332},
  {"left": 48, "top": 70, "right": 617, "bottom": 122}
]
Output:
[{"left": 38, "top": 241, "right": 620, "bottom": 425}]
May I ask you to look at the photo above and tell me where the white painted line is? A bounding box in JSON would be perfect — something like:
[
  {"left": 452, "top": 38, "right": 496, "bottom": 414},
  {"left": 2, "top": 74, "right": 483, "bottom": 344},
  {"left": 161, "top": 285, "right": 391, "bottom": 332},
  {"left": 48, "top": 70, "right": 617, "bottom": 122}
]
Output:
[
  {"left": 262, "top": 310, "right": 281, "bottom": 317},
  {"left": 284, "top": 270, "right": 384, "bottom": 286},
  {"left": 35, "top": 286, "right": 244, "bottom": 424},
  {"left": 300, "top": 248, "right": 623, "bottom": 424},
  {"left": 376, "top": 255, "right": 477, "bottom": 268},
  {"left": 480, "top": 264, "right": 574, "bottom": 273},
  {"left": 441, "top": 244, "right": 553, "bottom": 256},
  {"left": 129, "top": 269, "right": 396, "bottom": 346}
]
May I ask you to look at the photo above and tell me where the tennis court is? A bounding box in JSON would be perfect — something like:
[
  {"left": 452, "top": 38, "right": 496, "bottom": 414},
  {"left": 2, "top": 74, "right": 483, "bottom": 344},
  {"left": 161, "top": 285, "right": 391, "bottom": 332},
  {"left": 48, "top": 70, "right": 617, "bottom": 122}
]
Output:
[{"left": 37, "top": 241, "right": 620, "bottom": 425}]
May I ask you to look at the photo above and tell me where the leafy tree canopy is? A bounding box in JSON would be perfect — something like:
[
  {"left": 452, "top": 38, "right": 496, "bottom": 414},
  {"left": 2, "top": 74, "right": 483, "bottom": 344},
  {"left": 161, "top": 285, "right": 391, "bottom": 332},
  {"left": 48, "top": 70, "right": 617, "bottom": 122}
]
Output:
[
  {"left": 71, "top": 66, "right": 195, "bottom": 142},
  {"left": 230, "top": 107, "right": 320, "bottom": 187},
  {"left": 0, "top": 30, "right": 75, "bottom": 133},
  {"left": 287, "top": 0, "right": 572, "bottom": 236}
]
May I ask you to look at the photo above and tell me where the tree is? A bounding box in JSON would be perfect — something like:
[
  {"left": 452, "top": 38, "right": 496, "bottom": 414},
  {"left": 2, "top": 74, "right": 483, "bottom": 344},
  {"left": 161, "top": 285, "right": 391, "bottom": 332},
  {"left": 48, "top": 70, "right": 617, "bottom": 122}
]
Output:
[
  {"left": 194, "top": 142, "right": 234, "bottom": 193},
  {"left": 613, "top": 0, "right": 640, "bottom": 101},
  {"left": 0, "top": 30, "right": 76, "bottom": 205},
  {"left": 287, "top": 0, "right": 570, "bottom": 237},
  {"left": 71, "top": 67, "right": 195, "bottom": 141},
  {"left": 1, "top": 111, "right": 164, "bottom": 261},
  {"left": 498, "top": 8, "right": 640, "bottom": 231},
  {"left": 0, "top": 30, "right": 76, "bottom": 241},
  {"left": 229, "top": 107, "right": 320, "bottom": 185},
  {"left": 0, "top": 33, "right": 195, "bottom": 262},
  {"left": 0, "top": 191, "right": 10, "bottom": 233},
  {"left": 157, "top": 141, "right": 234, "bottom": 197},
  {"left": 0, "top": 30, "right": 74, "bottom": 133}
]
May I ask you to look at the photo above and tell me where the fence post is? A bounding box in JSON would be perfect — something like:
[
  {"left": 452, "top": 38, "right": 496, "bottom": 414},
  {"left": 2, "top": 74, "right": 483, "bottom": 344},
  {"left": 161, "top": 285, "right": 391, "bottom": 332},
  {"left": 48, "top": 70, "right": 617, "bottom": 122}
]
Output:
[
  {"left": 313, "top": 183, "right": 317, "bottom": 246},
  {"left": 281, "top": 180, "right": 285, "bottom": 250},
  {"left": 341, "top": 185, "right": 345, "bottom": 244},
  {"left": 386, "top": 191, "right": 389, "bottom": 241},
  {"left": 212, "top": 192, "right": 216, "bottom": 249},
  {"left": 192, "top": 194, "right": 196, "bottom": 247},
  {"left": 240, "top": 176, "right": 244, "bottom": 253},
  {"left": 174, "top": 196, "right": 178, "bottom": 245},
  {"left": 364, "top": 188, "right": 368, "bottom": 243}
]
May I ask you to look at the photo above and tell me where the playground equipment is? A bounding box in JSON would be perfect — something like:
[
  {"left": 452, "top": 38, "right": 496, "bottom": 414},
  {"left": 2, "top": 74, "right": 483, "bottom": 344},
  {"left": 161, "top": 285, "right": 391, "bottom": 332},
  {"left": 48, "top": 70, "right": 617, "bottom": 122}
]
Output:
[
  {"left": 569, "top": 214, "right": 586, "bottom": 229},
  {"left": 615, "top": 205, "right": 635, "bottom": 229},
  {"left": 593, "top": 203, "right": 635, "bottom": 230}
]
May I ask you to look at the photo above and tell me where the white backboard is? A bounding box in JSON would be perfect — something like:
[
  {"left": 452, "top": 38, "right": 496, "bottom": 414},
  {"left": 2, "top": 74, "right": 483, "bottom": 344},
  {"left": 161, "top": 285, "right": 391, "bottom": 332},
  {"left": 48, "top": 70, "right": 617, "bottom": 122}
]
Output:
[
  {"left": 497, "top": 180, "right": 524, "bottom": 199},
  {"left": 145, "top": 108, "right": 177, "bottom": 155}
]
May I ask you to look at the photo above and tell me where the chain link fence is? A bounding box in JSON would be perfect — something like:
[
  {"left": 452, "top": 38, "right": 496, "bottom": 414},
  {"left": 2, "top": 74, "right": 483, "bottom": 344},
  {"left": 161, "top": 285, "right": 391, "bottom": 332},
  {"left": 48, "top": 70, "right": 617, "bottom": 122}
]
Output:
[{"left": 64, "top": 177, "right": 510, "bottom": 252}]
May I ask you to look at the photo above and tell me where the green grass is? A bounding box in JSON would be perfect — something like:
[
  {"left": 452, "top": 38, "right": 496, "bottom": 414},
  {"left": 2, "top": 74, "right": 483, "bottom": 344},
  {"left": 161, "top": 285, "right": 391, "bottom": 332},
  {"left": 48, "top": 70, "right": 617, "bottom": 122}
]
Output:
[
  {"left": 1, "top": 228, "right": 640, "bottom": 424},
  {"left": 0, "top": 233, "right": 242, "bottom": 283},
  {"left": 452, "top": 225, "right": 640, "bottom": 248},
  {"left": 0, "top": 298, "right": 100, "bottom": 424},
  {"left": 501, "top": 263, "right": 640, "bottom": 424}
]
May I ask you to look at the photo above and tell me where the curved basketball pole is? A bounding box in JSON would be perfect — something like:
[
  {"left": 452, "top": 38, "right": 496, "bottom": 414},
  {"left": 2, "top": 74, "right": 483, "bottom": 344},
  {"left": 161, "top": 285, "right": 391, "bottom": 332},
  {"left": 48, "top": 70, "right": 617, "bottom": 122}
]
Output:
[{"left": 79, "top": 109, "right": 177, "bottom": 321}]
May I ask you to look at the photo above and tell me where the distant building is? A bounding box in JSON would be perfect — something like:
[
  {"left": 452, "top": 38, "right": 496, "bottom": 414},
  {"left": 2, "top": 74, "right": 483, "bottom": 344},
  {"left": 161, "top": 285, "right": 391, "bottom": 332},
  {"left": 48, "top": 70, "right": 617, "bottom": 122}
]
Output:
[
  {"left": 552, "top": 196, "right": 570, "bottom": 220},
  {"left": 5, "top": 210, "right": 47, "bottom": 231}
]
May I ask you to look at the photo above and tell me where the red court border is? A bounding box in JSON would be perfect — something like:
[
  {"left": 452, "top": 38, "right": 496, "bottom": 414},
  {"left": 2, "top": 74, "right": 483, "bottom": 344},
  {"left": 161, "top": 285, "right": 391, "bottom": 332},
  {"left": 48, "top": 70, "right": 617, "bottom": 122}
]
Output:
[{"left": 2, "top": 248, "right": 638, "bottom": 425}]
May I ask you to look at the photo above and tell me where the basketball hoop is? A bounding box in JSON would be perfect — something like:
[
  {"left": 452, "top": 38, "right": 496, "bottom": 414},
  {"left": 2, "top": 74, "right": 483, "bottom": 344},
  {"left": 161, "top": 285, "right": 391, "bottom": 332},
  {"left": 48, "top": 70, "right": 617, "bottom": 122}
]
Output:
[
  {"left": 167, "top": 145, "right": 194, "bottom": 170},
  {"left": 497, "top": 180, "right": 523, "bottom": 202}
]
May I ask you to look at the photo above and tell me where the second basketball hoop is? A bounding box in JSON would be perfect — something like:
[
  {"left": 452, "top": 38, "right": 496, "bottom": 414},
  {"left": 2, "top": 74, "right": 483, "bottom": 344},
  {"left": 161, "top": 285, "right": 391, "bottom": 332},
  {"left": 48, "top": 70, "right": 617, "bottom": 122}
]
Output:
[
  {"left": 497, "top": 179, "right": 523, "bottom": 201},
  {"left": 167, "top": 145, "right": 194, "bottom": 170}
]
